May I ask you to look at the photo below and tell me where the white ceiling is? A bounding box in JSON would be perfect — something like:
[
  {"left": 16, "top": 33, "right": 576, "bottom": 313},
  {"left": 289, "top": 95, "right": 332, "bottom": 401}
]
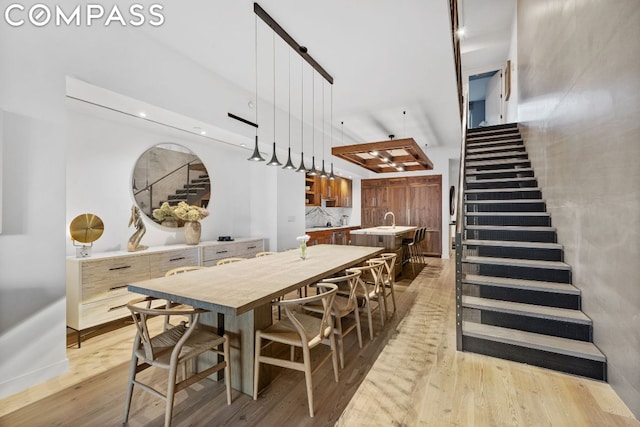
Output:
[{"left": 134, "top": 0, "right": 514, "bottom": 167}]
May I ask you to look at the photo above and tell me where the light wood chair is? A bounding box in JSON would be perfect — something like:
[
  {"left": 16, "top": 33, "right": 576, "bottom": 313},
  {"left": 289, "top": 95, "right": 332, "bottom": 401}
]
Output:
[
  {"left": 164, "top": 265, "right": 206, "bottom": 276},
  {"left": 123, "top": 296, "right": 232, "bottom": 427},
  {"left": 216, "top": 257, "right": 246, "bottom": 266},
  {"left": 370, "top": 253, "right": 398, "bottom": 317},
  {"left": 255, "top": 251, "right": 275, "bottom": 257},
  {"left": 303, "top": 269, "right": 363, "bottom": 369},
  {"left": 163, "top": 266, "right": 207, "bottom": 329},
  {"left": 253, "top": 283, "right": 339, "bottom": 418},
  {"left": 350, "top": 259, "right": 386, "bottom": 340}
]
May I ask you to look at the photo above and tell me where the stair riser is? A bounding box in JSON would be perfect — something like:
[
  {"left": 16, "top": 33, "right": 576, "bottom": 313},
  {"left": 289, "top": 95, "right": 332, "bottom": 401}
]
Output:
[
  {"left": 463, "top": 283, "right": 579, "bottom": 309},
  {"left": 461, "top": 336, "right": 606, "bottom": 381},
  {"left": 467, "top": 142, "right": 524, "bottom": 152},
  {"left": 466, "top": 181, "right": 538, "bottom": 190},
  {"left": 467, "top": 161, "right": 532, "bottom": 171},
  {"left": 466, "top": 191, "right": 542, "bottom": 201},
  {"left": 466, "top": 216, "right": 551, "bottom": 227},
  {"left": 464, "top": 263, "right": 571, "bottom": 283},
  {"left": 466, "top": 134, "right": 522, "bottom": 143},
  {"left": 463, "top": 245, "right": 563, "bottom": 262},
  {"left": 467, "top": 153, "right": 529, "bottom": 163},
  {"left": 466, "top": 202, "right": 546, "bottom": 212},
  {"left": 466, "top": 307, "right": 591, "bottom": 341},
  {"left": 467, "top": 170, "right": 535, "bottom": 180},
  {"left": 465, "top": 229, "right": 557, "bottom": 243}
]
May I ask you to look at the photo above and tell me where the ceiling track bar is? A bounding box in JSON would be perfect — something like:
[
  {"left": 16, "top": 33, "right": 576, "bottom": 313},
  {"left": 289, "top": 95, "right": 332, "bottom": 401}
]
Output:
[
  {"left": 254, "top": 2, "right": 333, "bottom": 84},
  {"left": 228, "top": 112, "right": 258, "bottom": 128}
]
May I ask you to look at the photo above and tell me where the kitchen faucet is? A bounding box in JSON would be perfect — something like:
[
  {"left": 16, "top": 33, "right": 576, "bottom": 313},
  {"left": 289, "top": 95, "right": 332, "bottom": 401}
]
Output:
[{"left": 384, "top": 211, "right": 396, "bottom": 229}]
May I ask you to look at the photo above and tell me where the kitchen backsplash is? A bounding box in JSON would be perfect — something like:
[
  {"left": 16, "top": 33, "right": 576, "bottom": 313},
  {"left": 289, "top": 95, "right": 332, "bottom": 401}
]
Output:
[{"left": 305, "top": 207, "right": 352, "bottom": 228}]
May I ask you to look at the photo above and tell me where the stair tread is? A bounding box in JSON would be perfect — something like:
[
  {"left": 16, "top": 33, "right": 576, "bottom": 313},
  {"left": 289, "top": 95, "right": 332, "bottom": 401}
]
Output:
[
  {"left": 467, "top": 167, "right": 533, "bottom": 175},
  {"left": 465, "top": 199, "right": 545, "bottom": 204},
  {"left": 462, "top": 321, "right": 605, "bottom": 361},
  {"left": 462, "top": 296, "right": 590, "bottom": 323},
  {"left": 463, "top": 239, "right": 561, "bottom": 249},
  {"left": 463, "top": 274, "right": 579, "bottom": 294},
  {"left": 463, "top": 255, "right": 570, "bottom": 270},
  {"left": 467, "top": 140, "right": 523, "bottom": 148},
  {"left": 466, "top": 187, "right": 540, "bottom": 193},
  {"left": 466, "top": 225, "right": 556, "bottom": 231},
  {"left": 467, "top": 177, "right": 536, "bottom": 183},
  {"left": 467, "top": 158, "right": 531, "bottom": 167},
  {"left": 467, "top": 151, "right": 528, "bottom": 159},
  {"left": 466, "top": 212, "right": 550, "bottom": 216},
  {"left": 467, "top": 144, "right": 524, "bottom": 153}
]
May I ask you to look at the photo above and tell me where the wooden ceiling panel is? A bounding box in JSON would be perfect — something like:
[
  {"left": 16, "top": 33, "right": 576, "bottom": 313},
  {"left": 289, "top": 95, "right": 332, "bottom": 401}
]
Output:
[{"left": 331, "top": 137, "right": 433, "bottom": 173}]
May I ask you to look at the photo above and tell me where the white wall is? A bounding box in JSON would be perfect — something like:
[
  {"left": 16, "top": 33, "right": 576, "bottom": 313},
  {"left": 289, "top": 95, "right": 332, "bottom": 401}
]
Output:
[{"left": 505, "top": 4, "right": 519, "bottom": 123}]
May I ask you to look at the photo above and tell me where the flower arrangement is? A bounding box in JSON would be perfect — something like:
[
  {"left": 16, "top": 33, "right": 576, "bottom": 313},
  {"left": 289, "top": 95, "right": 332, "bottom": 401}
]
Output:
[
  {"left": 152, "top": 202, "right": 176, "bottom": 221},
  {"left": 296, "top": 235, "right": 310, "bottom": 260},
  {"left": 152, "top": 201, "right": 209, "bottom": 222},
  {"left": 173, "top": 201, "right": 209, "bottom": 222}
]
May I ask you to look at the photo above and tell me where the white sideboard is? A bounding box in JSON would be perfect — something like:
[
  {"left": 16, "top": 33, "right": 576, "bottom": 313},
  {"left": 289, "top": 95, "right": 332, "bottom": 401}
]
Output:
[{"left": 66, "top": 238, "right": 265, "bottom": 345}]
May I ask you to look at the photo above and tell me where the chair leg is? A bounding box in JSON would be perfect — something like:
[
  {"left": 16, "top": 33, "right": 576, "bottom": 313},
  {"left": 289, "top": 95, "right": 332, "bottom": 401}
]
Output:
[
  {"left": 165, "top": 364, "right": 179, "bottom": 427},
  {"left": 364, "top": 299, "right": 374, "bottom": 340},
  {"left": 223, "top": 334, "right": 232, "bottom": 405},
  {"left": 354, "top": 307, "right": 363, "bottom": 349},
  {"left": 253, "top": 333, "right": 262, "bottom": 400},
  {"left": 123, "top": 337, "right": 140, "bottom": 424},
  {"left": 329, "top": 329, "right": 339, "bottom": 383},
  {"left": 302, "top": 347, "right": 315, "bottom": 418},
  {"left": 389, "top": 282, "right": 397, "bottom": 315},
  {"left": 335, "top": 316, "right": 345, "bottom": 369}
]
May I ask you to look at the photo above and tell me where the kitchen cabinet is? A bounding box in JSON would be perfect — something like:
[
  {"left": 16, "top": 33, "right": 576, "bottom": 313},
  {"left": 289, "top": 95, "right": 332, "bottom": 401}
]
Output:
[
  {"left": 305, "top": 174, "right": 352, "bottom": 207},
  {"left": 361, "top": 176, "right": 442, "bottom": 256},
  {"left": 306, "top": 226, "right": 360, "bottom": 246}
]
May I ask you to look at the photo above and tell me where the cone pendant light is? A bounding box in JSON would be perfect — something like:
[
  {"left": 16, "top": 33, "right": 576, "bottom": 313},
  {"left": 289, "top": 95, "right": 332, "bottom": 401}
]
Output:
[
  {"left": 319, "top": 79, "right": 328, "bottom": 178},
  {"left": 296, "top": 56, "right": 308, "bottom": 173},
  {"left": 248, "top": 15, "right": 265, "bottom": 162},
  {"left": 282, "top": 51, "right": 296, "bottom": 170},
  {"left": 267, "top": 31, "right": 282, "bottom": 166},
  {"left": 307, "top": 69, "right": 318, "bottom": 176}
]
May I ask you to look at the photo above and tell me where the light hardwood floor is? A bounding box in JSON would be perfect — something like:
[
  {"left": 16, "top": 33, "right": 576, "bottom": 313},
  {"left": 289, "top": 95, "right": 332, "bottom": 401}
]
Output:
[{"left": 1, "top": 257, "right": 637, "bottom": 426}]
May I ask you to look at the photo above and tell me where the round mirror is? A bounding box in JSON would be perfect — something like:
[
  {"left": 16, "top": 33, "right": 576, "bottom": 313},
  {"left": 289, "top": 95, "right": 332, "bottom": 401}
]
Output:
[{"left": 132, "top": 143, "right": 210, "bottom": 227}]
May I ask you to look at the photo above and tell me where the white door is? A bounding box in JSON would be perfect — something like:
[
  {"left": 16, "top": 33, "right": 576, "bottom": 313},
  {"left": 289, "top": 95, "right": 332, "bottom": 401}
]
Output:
[{"left": 485, "top": 70, "right": 503, "bottom": 125}]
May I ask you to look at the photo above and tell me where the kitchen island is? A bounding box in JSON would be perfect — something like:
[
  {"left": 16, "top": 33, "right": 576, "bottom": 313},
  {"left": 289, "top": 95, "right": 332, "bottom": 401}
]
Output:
[{"left": 350, "top": 226, "right": 417, "bottom": 277}]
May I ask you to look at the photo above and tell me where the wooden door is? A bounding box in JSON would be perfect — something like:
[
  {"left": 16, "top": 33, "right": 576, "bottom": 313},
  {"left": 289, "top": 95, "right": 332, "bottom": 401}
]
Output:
[{"left": 408, "top": 176, "right": 442, "bottom": 256}]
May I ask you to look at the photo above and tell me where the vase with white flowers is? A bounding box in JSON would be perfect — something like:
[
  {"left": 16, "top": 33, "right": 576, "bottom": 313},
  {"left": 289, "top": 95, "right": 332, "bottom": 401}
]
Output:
[
  {"left": 296, "top": 235, "right": 310, "bottom": 260},
  {"left": 172, "top": 201, "right": 209, "bottom": 245}
]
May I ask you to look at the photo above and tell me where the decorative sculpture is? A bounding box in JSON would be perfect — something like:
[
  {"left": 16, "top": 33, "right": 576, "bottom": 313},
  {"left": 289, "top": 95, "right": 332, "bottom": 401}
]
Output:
[{"left": 127, "top": 205, "right": 148, "bottom": 252}]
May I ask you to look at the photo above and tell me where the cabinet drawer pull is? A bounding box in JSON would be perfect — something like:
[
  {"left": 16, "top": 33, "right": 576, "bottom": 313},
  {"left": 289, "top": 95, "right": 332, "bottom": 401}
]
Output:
[
  {"left": 109, "top": 285, "right": 128, "bottom": 291},
  {"left": 109, "top": 265, "right": 131, "bottom": 271},
  {"left": 216, "top": 250, "right": 229, "bottom": 254},
  {"left": 169, "top": 256, "right": 186, "bottom": 262},
  {"left": 247, "top": 245, "right": 257, "bottom": 249},
  {"left": 108, "top": 304, "right": 128, "bottom": 312}
]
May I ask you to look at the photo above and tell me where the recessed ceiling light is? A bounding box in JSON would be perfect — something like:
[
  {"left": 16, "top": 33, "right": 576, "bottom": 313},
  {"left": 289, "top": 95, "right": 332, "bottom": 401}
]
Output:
[
  {"left": 456, "top": 27, "right": 466, "bottom": 38},
  {"left": 390, "top": 162, "right": 396, "bottom": 167},
  {"left": 369, "top": 150, "right": 378, "bottom": 156},
  {"left": 248, "top": 101, "right": 254, "bottom": 109},
  {"left": 240, "top": 143, "right": 247, "bottom": 147},
  {"left": 139, "top": 112, "right": 147, "bottom": 118},
  {"left": 200, "top": 131, "right": 206, "bottom": 135}
]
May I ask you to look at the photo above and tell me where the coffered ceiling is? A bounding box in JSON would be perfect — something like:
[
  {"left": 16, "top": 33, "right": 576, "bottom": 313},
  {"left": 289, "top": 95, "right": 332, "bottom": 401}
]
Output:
[{"left": 138, "top": 0, "right": 514, "bottom": 174}]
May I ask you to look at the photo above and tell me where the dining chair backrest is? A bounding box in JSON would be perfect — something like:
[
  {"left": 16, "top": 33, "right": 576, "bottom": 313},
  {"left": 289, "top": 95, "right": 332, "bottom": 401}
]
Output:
[
  {"left": 360, "top": 259, "right": 386, "bottom": 292},
  {"left": 321, "top": 269, "right": 362, "bottom": 314},
  {"left": 255, "top": 251, "right": 275, "bottom": 257},
  {"left": 372, "top": 253, "right": 397, "bottom": 283},
  {"left": 275, "top": 283, "right": 338, "bottom": 346},
  {"left": 164, "top": 266, "right": 205, "bottom": 276},
  {"left": 216, "top": 257, "right": 246, "bottom": 266}
]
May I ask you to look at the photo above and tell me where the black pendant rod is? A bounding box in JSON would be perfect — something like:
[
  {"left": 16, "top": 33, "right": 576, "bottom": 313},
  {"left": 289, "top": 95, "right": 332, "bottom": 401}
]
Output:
[{"left": 254, "top": 2, "right": 333, "bottom": 85}]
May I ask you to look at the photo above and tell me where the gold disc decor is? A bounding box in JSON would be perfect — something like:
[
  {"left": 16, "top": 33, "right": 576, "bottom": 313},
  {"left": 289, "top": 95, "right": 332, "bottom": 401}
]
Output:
[{"left": 70, "top": 213, "right": 104, "bottom": 257}]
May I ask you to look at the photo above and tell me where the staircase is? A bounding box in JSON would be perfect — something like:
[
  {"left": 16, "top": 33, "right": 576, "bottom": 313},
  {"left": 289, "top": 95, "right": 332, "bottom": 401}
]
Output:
[
  {"left": 159, "top": 164, "right": 210, "bottom": 208},
  {"left": 458, "top": 123, "right": 607, "bottom": 381}
]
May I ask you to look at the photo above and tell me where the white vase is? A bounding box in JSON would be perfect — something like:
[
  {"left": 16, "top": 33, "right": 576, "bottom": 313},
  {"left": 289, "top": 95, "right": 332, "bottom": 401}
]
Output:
[{"left": 184, "top": 221, "right": 201, "bottom": 245}]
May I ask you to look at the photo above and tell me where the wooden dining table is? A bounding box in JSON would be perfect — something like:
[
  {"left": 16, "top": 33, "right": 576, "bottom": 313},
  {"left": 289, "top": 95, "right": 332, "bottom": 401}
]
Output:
[{"left": 127, "top": 244, "right": 384, "bottom": 395}]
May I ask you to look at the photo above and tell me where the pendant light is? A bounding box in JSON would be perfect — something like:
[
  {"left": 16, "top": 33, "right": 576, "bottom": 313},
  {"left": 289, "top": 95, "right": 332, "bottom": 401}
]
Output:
[
  {"left": 296, "top": 56, "right": 308, "bottom": 173},
  {"left": 282, "top": 50, "right": 296, "bottom": 170},
  {"left": 319, "top": 79, "right": 328, "bottom": 178},
  {"left": 328, "top": 84, "right": 336, "bottom": 180},
  {"left": 307, "top": 69, "right": 318, "bottom": 176},
  {"left": 266, "top": 31, "right": 282, "bottom": 166},
  {"left": 248, "top": 15, "right": 265, "bottom": 162}
]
